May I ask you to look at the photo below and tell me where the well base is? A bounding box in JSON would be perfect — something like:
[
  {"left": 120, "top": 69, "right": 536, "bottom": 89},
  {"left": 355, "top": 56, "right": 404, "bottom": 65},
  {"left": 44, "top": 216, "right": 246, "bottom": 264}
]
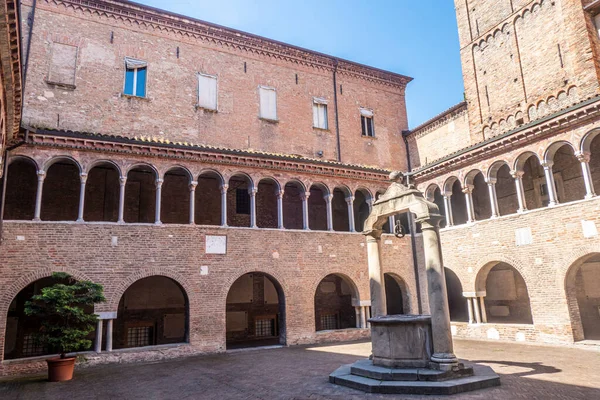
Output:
[{"left": 330, "top": 359, "right": 500, "bottom": 395}]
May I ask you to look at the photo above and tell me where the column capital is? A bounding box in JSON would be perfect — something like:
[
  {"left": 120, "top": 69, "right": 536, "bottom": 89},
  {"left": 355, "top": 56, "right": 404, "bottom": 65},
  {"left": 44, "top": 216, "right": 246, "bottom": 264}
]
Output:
[
  {"left": 541, "top": 161, "right": 554, "bottom": 169},
  {"left": 155, "top": 178, "right": 164, "bottom": 188},
  {"left": 364, "top": 229, "right": 383, "bottom": 241},
  {"left": 510, "top": 170, "right": 524, "bottom": 179},
  {"left": 345, "top": 195, "right": 355, "bottom": 204},
  {"left": 366, "top": 199, "right": 374, "bottom": 207},
  {"left": 323, "top": 193, "right": 334, "bottom": 202},
  {"left": 575, "top": 151, "right": 591, "bottom": 163},
  {"left": 441, "top": 191, "right": 451, "bottom": 199},
  {"left": 36, "top": 170, "right": 46, "bottom": 180},
  {"left": 189, "top": 180, "right": 198, "bottom": 191},
  {"left": 220, "top": 183, "right": 229, "bottom": 193},
  {"left": 276, "top": 189, "right": 284, "bottom": 199},
  {"left": 462, "top": 184, "right": 474, "bottom": 194},
  {"left": 485, "top": 177, "right": 497, "bottom": 185},
  {"left": 416, "top": 214, "right": 444, "bottom": 230},
  {"left": 248, "top": 187, "right": 258, "bottom": 196},
  {"left": 119, "top": 176, "right": 127, "bottom": 186},
  {"left": 300, "top": 191, "right": 311, "bottom": 201},
  {"left": 80, "top": 172, "right": 88, "bottom": 183}
]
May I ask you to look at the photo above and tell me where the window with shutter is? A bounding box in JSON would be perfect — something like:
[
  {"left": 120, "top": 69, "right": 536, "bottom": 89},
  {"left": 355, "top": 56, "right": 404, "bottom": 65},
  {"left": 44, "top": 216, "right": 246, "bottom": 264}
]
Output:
[
  {"left": 312, "top": 98, "right": 328, "bottom": 129},
  {"left": 360, "top": 108, "right": 375, "bottom": 137},
  {"left": 123, "top": 57, "right": 148, "bottom": 98},
  {"left": 197, "top": 73, "right": 218, "bottom": 111},
  {"left": 47, "top": 43, "right": 78, "bottom": 88},
  {"left": 259, "top": 86, "right": 277, "bottom": 121}
]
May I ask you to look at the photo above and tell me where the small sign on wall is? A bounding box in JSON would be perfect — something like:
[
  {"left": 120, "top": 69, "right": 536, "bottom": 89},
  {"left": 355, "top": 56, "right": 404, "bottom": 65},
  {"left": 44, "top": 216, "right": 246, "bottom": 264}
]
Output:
[{"left": 205, "top": 235, "right": 227, "bottom": 254}]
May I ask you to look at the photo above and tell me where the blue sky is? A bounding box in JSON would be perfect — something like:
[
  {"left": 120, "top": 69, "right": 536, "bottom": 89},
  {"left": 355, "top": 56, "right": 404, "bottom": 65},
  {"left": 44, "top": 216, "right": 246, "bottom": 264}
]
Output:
[{"left": 135, "top": 0, "right": 464, "bottom": 128}]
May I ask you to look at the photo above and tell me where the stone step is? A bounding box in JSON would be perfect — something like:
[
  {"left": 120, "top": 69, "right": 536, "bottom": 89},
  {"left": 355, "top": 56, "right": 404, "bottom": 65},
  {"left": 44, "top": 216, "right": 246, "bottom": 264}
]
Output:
[
  {"left": 350, "top": 359, "right": 474, "bottom": 382},
  {"left": 330, "top": 364, "right": 501, "bottom": 395}
]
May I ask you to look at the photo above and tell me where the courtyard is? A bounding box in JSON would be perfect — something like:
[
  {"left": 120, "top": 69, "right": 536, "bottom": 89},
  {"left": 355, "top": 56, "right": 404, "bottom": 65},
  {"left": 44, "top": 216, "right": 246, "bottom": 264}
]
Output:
[{"left": 1, "top": 339, "right": 598, "bottom": 399}]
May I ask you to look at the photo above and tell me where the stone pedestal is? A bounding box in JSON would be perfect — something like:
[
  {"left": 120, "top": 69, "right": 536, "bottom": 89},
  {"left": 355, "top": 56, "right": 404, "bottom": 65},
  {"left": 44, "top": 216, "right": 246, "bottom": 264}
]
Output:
[{"left": 371, "top": 315, "right": 432, "bottom": 368}]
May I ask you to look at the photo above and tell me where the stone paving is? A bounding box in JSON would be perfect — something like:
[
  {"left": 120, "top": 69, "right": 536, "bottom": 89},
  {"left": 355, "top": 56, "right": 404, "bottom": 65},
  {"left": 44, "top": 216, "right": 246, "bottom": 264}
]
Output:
[{"left": 1, "top": 339, "right": 599, "bottom": 399}]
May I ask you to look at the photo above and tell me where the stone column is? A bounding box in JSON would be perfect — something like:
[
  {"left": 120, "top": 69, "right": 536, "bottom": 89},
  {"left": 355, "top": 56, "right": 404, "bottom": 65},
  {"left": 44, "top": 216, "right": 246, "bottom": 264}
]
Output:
[
  {"left": 346, "top": 196, "right": 355, "bottom": 232},
  {"left": 366, "top": 307, "right": 371, "bottom": 328},
  {"left": 95, "top": 319, "right": 103, "bottom": 353},
  {"left": 249, "top": 187, "right": 258, "bottom": 228},
  {"left": 463, "top": 185, "right": 475, "bottom": 223},
  {"left": 324, "top": 194, "right": 334, "bottom": 231},
  {"left": 486, "top": 178, "right": 499, "bottom": 218},
  {"left": 220, "top": 183, "right": 228, "bottom": 227},
  {"left": 155, "top": 178, "right": 163, "bottom": 225},
  {"left": 442, "top": 194, "right": 454, "bottom": 227},
  {"left": 511, "top": 170, "right": 528, "bottom": 213},
  {"left": 542, "top": 161, "right": 559, "bottom": 206},
  {"left": 301, "top": 191, "right": 310, "bottom": 230},
  {"left": 33, "top": 170, "right": 46, "bottom": 221},
  {"left": 472, "top": 297, "right": 482, "bottom": 324},
  {"left": 467, "top": 298, "right": 475, "bottom": 324},
  {"left": 189, "top": 181, "right": 197, "bottom": 225},
  {"left": 366, "top": 231, "right": 387, "bottom": 317},
  {"left": 360, "top": 306, "right": 367, "bottom": 329},
  {"left": 417, "top": 217, "right": 458, "bottom": 365},
  {"left": 118, "top": 176, "right": 127, "bottom": 223},
  {"left": 576, "top": 151, "right": 596, "bottom": 199},
  {"left": 479, "top": 296, "right": 488, "bottom": 323},
  {"left": 105, "top": 319, "right": 113, "bottom": 352},
  {"left": 76, "top": 173, "right": 88, "bottom": 222},
  {"left": 355, "top": 307, "right": 361, "bottom": 328},
  {"left": 277, "top": 189, "right": 284, "bottom": 229}
]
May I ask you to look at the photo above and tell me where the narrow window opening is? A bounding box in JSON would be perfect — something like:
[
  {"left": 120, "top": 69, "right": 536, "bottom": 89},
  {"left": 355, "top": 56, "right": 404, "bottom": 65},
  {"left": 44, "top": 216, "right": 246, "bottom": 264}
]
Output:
[
  {"left": 557, "top": 44, "right": 564, "bottom": 68},
  {"left": 124, "top": 58, "right": 147, "bottom": 98},
  {"left": 312, "top": 98, "right": 328, "bottom": 129}
]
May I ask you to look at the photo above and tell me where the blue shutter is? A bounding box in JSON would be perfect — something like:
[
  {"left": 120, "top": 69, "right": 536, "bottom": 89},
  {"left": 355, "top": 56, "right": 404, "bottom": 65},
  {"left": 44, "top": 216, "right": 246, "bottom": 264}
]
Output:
[
  {"left": 124, "top": 68, "right": 134, "bottom": 95},
  {"left": 136, "top": 67, "right": 147, "bottom": 98}
]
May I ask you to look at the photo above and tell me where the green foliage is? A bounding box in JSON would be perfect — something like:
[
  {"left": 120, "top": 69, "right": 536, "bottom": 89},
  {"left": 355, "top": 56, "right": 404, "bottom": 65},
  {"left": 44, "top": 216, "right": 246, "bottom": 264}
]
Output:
[{"left": 24, "top": 272, "right": 106, "bottom": 359}]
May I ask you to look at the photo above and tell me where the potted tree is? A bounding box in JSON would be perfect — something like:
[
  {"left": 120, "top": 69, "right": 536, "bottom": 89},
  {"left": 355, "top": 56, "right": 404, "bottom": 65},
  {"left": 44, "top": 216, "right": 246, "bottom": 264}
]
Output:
[{"left": 24, "top": 272, "right": 106, "bottom": 382}]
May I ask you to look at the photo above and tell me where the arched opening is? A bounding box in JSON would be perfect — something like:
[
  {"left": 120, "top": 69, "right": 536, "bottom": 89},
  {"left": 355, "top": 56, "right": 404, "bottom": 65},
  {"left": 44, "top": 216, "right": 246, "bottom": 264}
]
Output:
[
  {"left": 3, "top": 276, "right": 96, "bottom": 359},
  {"left": 332, "top": 187, "right": 350, "bottom": 231},
  {"left": 196, "top": 170, "right": 222, "bottom": 225},
  {"left": 256, "top": 178, "right": 279, "bottom": 229},
  {"left": 161, "top": 167, "right": 191, "bottom": 224},
  {"left": 41, "top": 159, "right": 80, "bottom": 221},
  {"left": 226, "top": 272, "right": 285, "bottom": 349},
  {"left": 549, "top": 143, "right": 584, "bottom": 203},
  {"left": 479, "top": 262, "right": 533, "bottom": 324},
  {"left": 114, "top": 276, "right": 188, "bottom": 350},
  {"left": 494, "top": 163, "right": 518, "bottom": 216},
  {"left": 227, "top": 174, "right": 253, "bottom": 227},
  {"left": 565, "top": 254, "right": 600, "bottom": 341},
  {"left": 471, "top": 172, "right": 491, "bottom": 220},
  {"left": 2, "top": 158, "right": 37, "bottom": 220},
  {"left": 376, "top": 191, "right": 392, "bottom": 233},
  {"left": 84, "top": 162, "right": 120, "bottom": 222},
  {"left": 353, "top": 189, "right": 371, "bottom": 232},
  {"left": 124, "top": 165, "right": 157, "bottom": 223},
  {"left": 282, "top": 180, "right": 304, "bottom": 230},
  {"left": 445, "top": 268, "right": 468, "bottom": 322},
  {"left": 314, "top": 274, "right": 357, "bottom": 331},
  {"left": 430, "top": 186, "right": 446, "bottom": 228},
  {"left": 589, "top": 134, "right": 600, "bottom": 193},
  {"left": 384, "top": 273, "right": 409, "bottom": 315},
  {"left": 519, "top": 154, "right": 545, "bottom": 210},
  {"left": 308, "top": 183, "right": 328, "bottom": 231},
  {"left": 450, "top": 179, "right": 467, "bottom": 225}
]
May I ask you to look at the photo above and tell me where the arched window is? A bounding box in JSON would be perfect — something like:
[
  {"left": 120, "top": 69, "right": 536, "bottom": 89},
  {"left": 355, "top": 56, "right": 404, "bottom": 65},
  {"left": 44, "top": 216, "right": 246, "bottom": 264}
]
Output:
[
  {"left": 282, "top": 181, "right": 304, "bottom": 230},
  {"left": 450, "top": 179, "right": 467, "bottom": 225},
  {"left": 196, "top": 170, "right": 223, "bottom": 225},
  {"left": 314, "top": 274, "right": 358, "bottom": 331},
  {"left": 115, "top": 276, "right": 188, "bottom": 349},
  {"left": 2, "top": 158, "right": 37, "bottom": 220},
  {"left": 384, "top": 273, "right": 410, "bottom": 315},
  {"left": 332, "top": 187, "right": 350, "bottom": 231},
  {"left": 41, "top": 159, "right": 80, "bottom": 221},
  {"left": 548, "top": 143, "right": 584, "bottom": 203},
  {"left": 256, "top": 178, "right": 279, "bottom": 229},
  {"left": 227, "top": 174, "right": 253, "bottom": 227},
  {"left": 471, "top": 172, "right": 491, "bottom": 220},
  {"left": 226, "top": 272, "right": 285, "bottom": 348},
  {"left": 161, "top": 167, "right": 191, "bottom": 224},
  {"left": 565, "top": 254, "right": 600, "bottom": 341},
  {"left": 353, "top": 189, "right": 371, "bottom": 232},
  {"left": 84, "top": 162, "right": 120, "bottom": 222},
  {"left": 494, "top": 164, "right": 518, "bottom": 216},
  {"left": 308, "top": 183, "right": 328, "bottom": 231},
  {"left": 124, "top": 165, "right": 157, "bottom": 223},
  {"left": 518, "top": 154, "right": 545, "bottom": 210}
]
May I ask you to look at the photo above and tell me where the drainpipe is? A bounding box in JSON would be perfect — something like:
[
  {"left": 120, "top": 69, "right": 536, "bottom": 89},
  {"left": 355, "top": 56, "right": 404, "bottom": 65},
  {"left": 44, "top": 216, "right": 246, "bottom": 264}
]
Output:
[
  {"left": 22, "top": 0, "right": 37, "bottom": 93},
  {"left": 332, "top": 59, "right": 341, "bottom": 162},
  {"left": 403, "top": 130, "right": 422, "bottom": 314},
  {"left": 0, "top": 130, "right": 29, "bottom": 245}
]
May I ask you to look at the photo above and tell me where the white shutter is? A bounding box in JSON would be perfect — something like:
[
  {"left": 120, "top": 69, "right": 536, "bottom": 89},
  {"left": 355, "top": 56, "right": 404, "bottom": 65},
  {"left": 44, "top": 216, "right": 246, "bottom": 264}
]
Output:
[
  {"left": 360, "top": 108, "right": 374, "bottom": 117},
  {"left": 259, "top": 86, "right": 277, "bottom": 120},
  {"left": 313, "top": 103, "right": 319, "bottom": 127},
  {"left": 198, "top": 73, "right": 218, "bottom": 111},
  {"left": 319, "top": 104, "right": 328, "bottom": 129}
]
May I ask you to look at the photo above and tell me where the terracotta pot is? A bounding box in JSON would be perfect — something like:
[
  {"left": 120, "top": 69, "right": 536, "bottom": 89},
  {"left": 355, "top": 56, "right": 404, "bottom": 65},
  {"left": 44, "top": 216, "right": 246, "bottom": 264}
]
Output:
[{"left": 46, "top": 357, "right": 76, "bottom": 382}]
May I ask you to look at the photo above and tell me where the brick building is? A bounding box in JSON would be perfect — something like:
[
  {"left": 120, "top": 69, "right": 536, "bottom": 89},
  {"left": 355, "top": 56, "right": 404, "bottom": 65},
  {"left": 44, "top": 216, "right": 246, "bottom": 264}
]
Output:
[{"left": 2, "top": 0, "right": 600, "bottom": 378}]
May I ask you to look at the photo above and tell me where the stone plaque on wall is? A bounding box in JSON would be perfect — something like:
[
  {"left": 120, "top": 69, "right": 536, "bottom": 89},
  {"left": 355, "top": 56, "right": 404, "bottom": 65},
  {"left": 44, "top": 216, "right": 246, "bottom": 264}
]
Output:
[{"left": 206, "top": 235, "right": 227, "bottom": 254}]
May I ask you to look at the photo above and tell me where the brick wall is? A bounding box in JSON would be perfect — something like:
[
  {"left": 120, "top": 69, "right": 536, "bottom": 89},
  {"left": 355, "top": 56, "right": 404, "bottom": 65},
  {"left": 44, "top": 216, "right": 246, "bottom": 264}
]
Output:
[{"left": 19, "top": 0, "right": 409, "bottom": 171}]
